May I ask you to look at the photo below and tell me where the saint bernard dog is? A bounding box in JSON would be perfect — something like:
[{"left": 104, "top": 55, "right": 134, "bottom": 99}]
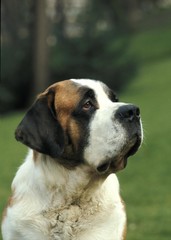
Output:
[{"left": 2, "top": 79, "right": 143, "bottom": 240}]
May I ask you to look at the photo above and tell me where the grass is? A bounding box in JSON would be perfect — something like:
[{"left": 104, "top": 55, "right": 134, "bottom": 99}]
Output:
[
  {"left": 1, "top": 25, "right": 171, "bottom": 239},
  {"left": 0, "top": 114, "right": 27, "bottom": 210},
  {"left": 0, "top": 114, "right": 27, "bottom": 240}
]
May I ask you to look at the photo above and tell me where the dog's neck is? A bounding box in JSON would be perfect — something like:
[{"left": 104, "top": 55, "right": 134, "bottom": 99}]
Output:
[{"left": 12, "top": 150, "right": 105, "bottom": 210}]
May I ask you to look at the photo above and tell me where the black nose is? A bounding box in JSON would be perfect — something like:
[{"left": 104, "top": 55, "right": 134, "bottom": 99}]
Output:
[{"left": 116, "top": 105, "right": 140, "bottom": 122}]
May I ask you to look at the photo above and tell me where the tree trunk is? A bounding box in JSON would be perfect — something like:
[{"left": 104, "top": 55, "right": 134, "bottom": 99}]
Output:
[{"left": 31, "top": 0, "right": 49, "bottom": 100}]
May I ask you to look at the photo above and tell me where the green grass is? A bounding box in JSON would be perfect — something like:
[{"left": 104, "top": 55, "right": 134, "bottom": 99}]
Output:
[
  {"left": 1, "top": 25, "right": 171, "bottom": 239},
  {"left": 0, "top": 114, "right": 27, "bottom": 222},
  {"left": 0, "top": 114, "right": 27, "bottom": 199}
]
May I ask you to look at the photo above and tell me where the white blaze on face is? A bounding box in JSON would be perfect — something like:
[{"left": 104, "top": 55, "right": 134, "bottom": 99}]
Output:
[{"left": 71, "top": 79, "right": 129, "bottom": 169}]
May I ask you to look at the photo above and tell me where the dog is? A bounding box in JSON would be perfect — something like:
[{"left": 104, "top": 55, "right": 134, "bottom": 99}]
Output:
[{"left": 2, "top": 79, "right": 143, "bottom": 240}]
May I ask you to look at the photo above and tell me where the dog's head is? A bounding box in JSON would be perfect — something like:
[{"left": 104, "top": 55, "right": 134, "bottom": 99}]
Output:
[{"left": 15, "top": 79, "right": 143, "bottom": 174}]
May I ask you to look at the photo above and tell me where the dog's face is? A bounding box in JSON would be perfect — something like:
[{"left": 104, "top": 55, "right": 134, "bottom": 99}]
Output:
[{"left": 15, "top": 79, "right": 143, "bottom": 174}]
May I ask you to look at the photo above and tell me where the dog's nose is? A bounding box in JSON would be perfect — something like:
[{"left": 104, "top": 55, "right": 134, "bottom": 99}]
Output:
[{"left": 116, "top": 105, "right": 140, "bottom": 122}]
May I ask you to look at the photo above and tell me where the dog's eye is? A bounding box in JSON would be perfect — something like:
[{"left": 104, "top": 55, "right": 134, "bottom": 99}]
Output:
[{"left": 83, "top": 101, "right": 93, "bottom": 111}]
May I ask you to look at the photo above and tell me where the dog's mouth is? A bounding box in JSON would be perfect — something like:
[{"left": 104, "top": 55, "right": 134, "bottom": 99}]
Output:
[
  {"left": 96, "top": 135, "right": 142, "bottom": 174},
  {"left": 125, "top": 135, "right": 142, "bottom": 158}
]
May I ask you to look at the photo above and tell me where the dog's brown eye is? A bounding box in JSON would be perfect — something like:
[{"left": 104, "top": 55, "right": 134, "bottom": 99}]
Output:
[{"left": 83, "top": 101, "right": 93, "bottom": 110}]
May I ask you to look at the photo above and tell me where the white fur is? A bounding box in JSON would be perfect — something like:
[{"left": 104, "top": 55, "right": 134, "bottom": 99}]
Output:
[{"left": 2, "top": 150, "right": 126, "bottom": 240}]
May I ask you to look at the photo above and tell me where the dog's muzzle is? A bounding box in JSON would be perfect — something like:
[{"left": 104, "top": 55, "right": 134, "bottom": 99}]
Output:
[{"left": 96, "top": 104, "right": 142, "bottom": 174}]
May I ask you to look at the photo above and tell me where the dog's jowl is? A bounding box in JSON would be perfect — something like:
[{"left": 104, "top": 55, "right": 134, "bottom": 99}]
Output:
[{"left": 2, "top": 79, "right": 143, "bottom": 240}]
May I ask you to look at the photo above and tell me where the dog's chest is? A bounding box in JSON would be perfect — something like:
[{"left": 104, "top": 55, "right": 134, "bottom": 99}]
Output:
[{"left": 42, "top": 200, "right": 103, "bottom": 240}]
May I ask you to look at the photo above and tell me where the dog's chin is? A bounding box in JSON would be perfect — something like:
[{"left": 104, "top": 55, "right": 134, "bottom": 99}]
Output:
[{"left": 96, "top": 136, "right": 141, "bottom": 174}]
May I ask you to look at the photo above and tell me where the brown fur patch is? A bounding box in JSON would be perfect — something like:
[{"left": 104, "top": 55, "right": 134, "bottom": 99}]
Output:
[
  {"left": 54, "top": 81, "right": 80, "bottom": 123},
  {"left": 122, "top": 222, "right": 127, "bottom": 240},
  {"left": 38, "top": 80, "right": 80, "bottom": 129},
  {"left": 54, "top": 81, "right": 83, "bottom": 152},
  {"left": 47, "top": 80, "right": 82, "bottom": 148}
]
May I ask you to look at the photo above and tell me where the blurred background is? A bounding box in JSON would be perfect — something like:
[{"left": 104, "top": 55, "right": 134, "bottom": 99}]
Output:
[{"left": 1, "top": 0, "right": 171, "bottom": 239}]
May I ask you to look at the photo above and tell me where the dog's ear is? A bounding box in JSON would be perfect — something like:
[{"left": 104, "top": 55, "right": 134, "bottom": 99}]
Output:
[{"left": 15, "top": 89, "right": 65, "bottom": 158}]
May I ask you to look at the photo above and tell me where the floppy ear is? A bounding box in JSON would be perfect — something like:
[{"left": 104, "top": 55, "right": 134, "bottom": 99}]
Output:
[{"left": 15, "top": 90, "right": 65, "bottom": 158}]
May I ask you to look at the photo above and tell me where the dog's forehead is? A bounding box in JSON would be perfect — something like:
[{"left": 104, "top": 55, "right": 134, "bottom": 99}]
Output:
[
  {"left": 71, "top": 79, "right": 112, "bottom": 106},
  {"left": 46, "top": 79, "right": 112, "bottom": 109}
]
